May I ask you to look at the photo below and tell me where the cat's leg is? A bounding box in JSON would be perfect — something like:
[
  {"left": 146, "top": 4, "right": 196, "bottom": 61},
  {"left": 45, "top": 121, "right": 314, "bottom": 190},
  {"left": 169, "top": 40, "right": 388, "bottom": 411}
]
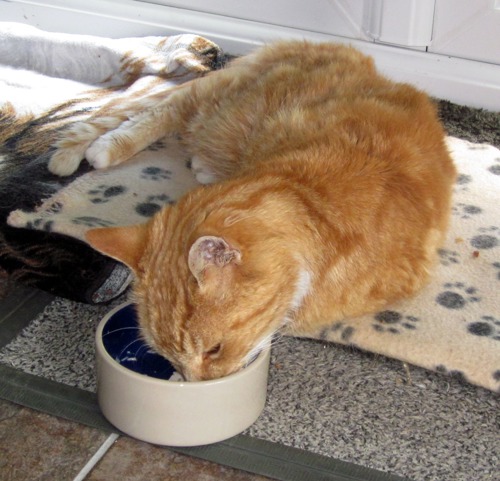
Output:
[
  {"left": 48, "top": 81, "right": 188, "bottom": 176},
  {"left": 47, "top": 92, "right": 167, "bottom": 176},
  {"left": 48, "top": 113, "right": 129, "bottom": 176},
  {"left": 85, "top": 101, "right": 177, "bottom": 169}
]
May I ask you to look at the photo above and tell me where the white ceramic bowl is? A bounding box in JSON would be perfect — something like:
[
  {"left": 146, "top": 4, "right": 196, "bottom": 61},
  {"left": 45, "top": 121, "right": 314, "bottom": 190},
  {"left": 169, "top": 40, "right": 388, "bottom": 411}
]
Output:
[{"left": 95, "top": 302, "right": 270, "bottom": 446}]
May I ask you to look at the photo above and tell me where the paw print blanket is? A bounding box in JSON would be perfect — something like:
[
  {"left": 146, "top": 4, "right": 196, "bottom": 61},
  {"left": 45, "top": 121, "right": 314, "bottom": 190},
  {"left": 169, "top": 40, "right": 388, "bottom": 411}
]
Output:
[{"left": 0, "top": 23, "right": 498, "bottom": 391}]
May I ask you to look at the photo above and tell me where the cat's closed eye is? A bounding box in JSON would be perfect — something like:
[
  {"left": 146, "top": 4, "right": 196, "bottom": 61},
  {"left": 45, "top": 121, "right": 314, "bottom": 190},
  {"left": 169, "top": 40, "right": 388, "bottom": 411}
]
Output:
[{"left": 203, "top": 343, "right": 222, "bottom": 360}]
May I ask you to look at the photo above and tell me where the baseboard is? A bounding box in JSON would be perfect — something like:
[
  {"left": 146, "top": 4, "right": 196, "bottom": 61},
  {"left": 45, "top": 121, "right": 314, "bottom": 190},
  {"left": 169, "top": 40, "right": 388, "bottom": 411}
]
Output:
[{"left": 2, "top": 0, "right": 500, "bottom": 111}]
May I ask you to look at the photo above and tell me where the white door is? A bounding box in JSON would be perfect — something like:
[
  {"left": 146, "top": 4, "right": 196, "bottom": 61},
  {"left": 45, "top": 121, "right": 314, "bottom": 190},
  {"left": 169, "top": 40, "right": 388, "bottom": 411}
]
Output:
[
  {"left": 140, "top": 0, "right": 439, "bottom": 47},
  {"left": 140, "top": 0, "right": 370, "bottom": 40},
  {"left": 429, "top": 0, "right": 500, "bottom": 64}
]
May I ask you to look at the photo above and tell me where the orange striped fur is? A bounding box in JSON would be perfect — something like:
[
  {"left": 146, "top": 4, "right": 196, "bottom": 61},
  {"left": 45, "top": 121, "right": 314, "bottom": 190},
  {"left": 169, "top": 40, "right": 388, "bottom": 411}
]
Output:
[{"left": 86, "top": 41, "right": 456, "bottom": 380}]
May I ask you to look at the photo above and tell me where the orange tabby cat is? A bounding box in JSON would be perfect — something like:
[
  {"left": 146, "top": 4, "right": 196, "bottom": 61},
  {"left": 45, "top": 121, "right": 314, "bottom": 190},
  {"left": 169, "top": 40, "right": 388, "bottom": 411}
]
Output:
[{"left": 51, "top": 41, "right": 456, "bottom": 381}]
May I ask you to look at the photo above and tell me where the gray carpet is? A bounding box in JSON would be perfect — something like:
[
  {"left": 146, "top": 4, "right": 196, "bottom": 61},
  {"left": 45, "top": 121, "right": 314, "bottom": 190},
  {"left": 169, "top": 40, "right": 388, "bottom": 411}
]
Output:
[{"left": 0, "top": 101, "right": 499, "bottom": 481}]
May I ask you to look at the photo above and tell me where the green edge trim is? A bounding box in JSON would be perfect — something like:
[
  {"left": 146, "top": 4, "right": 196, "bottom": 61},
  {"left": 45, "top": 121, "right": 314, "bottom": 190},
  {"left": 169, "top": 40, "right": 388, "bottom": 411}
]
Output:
[
  {"left": 0, "top": 286, "right": 54, "bottom": 348},
  {"left": 0, "top": 364, "right": 411, "bottom": 481}
]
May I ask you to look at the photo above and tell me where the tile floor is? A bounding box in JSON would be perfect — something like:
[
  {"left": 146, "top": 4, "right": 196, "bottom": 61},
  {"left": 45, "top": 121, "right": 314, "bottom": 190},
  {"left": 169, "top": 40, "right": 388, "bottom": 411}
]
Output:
[{"left": 0, "top": 399, "right": 273, "bottom": 481}]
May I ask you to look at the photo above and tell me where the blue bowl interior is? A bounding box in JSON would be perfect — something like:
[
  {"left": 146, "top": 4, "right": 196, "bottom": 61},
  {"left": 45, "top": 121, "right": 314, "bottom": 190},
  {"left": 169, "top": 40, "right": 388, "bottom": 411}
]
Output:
[{"left": 102, "top": 304, "right": 177, "bottom": 380}]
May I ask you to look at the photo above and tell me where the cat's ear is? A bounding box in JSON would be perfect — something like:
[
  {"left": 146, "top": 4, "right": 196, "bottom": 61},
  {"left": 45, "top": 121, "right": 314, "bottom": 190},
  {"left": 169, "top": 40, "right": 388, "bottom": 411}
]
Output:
[
  {"left": 188, "top": 236, "right": 241, "bottom": 286},
  {"left": 86, "top": 224, "right": 149, "bottom": 272}
]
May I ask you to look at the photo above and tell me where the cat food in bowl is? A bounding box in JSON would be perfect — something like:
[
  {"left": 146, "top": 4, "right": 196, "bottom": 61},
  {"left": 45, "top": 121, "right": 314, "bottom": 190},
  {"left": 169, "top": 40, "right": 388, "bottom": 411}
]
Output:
[{"left": 95, "top": 302, "right": 270, "bottom": 446}]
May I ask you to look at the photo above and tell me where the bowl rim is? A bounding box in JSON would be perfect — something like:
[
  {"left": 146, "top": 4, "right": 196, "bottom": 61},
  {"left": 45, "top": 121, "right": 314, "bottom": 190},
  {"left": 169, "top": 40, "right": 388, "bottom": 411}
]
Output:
[{"left": 96, "top": 301, "right": 270, "bottom": 388}]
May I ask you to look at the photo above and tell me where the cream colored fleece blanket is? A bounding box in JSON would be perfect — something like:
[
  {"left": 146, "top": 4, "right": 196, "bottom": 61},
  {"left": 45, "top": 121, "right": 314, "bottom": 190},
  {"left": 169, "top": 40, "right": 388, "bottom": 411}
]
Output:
[{"left": 8, "top": 135, "right": 500, "bottom": 392}]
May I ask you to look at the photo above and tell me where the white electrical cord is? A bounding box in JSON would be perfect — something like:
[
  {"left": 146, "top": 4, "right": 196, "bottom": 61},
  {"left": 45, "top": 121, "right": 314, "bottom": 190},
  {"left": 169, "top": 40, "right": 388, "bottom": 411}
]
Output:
[{"left": 73, "top": 433, "right": 119, "bottom": 481}]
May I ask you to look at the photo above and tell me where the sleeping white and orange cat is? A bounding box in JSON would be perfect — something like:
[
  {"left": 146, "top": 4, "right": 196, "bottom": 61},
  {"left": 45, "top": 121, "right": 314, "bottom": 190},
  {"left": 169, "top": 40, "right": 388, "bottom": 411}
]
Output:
[{"left": 49, "top": 41, "right": 456, "bottom": 381}]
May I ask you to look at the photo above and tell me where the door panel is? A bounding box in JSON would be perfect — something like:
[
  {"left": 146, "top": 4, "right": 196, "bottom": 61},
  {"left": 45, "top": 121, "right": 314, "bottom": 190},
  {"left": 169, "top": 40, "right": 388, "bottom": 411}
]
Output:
[
  {"left": 429, "top": 0, "right": 500, "bottom": 64},
  {"left": 137, "top": 0, "right": 370, "bottom": 40}
]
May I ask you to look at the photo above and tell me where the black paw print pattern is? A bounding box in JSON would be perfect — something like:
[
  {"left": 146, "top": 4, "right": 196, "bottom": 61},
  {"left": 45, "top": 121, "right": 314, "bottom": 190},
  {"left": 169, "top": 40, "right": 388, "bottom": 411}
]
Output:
[
  {"left": 438, "top": 248, "right": 460, "bottom": 266},
  {"left": 135, "top": 194, "right": 175, "bottom": 217},
  {"left": 25, "top": 218, "right": 53, "bottom": 232},
  {"left": 452, "top": 203, "right": 482, "bottom": 219},
  {"left": 46, "top": 201, "right": 63, "bottom": 215},
  {"left": 487, "top": 156, "right": 500, "bottom": 176},
  {"left": 470, "top": 226, "right": 499, "bottom": 251},
  {"left": 140, "top": 166, "right": 172, "bottom": 181},
  {"left": 467, "top": 315, "right": 500, "bottom": 341},
  {"left": 492, "top": 262, "right": 500, "bottom": 280},
  {"left": 72, "top": 216, "right": 114, "bottom": 227},
  {"left": 372, "top": 311, "right": 419, "bottom": 334},
  {"left": 436, "top": 282, "right": 480, "bottom": 309},
  {"left": 88, "top": 185, "right": 127, "bottom": 204},
  {"left": 454, "top": 173, "right": 472, "bottom": 192},
  {"left": 468, "top": 144, "right": 490, "bottom": 151},
  {"left": 435, "top": 365, "right": 468, "bottom": 384},
  {"left": 319, "top": 322, "right": 356, "bottom": 343}
]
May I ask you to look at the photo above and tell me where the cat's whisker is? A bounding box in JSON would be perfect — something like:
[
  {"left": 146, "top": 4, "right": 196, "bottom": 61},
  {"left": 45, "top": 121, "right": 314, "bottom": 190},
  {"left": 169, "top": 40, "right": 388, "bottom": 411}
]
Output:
[
  {"left": 102, "top": 326, "right": 140, "bottom": 337},
  {"left": 117, "top": 338, "right": 144, "bottom": 360},
  {"left": 269, "top": 333, "right": 286, "bottom": 348},
  {"left": 244, "top": 331, "right": 276, "bottom": 366},
  {"left": 135, "top": 344, "right": 154, "bottom": 371},
  {"left": 136, "top": 327, "right": 152, "bottom": 345},
  {"left": 134, "top": 343, "right": 150, "bottom": 360}
]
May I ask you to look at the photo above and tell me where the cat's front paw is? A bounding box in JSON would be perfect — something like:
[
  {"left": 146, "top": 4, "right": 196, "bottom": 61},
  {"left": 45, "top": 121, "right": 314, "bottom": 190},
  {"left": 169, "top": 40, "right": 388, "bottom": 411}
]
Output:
[
  {"left": 85, "top": 139, "right": 116, "bottom": 170},
  {"left": 85, "top": 123, "right": 141, "bottom": 170},
  {"left": 191, "top": 156, "right": 219, "bottom": 184},
  {"left": 48, "top": 146, "right": 86, "bottom": 176},
  {"left": 48, "top": 121, "right": 107, "bottom": 176}
]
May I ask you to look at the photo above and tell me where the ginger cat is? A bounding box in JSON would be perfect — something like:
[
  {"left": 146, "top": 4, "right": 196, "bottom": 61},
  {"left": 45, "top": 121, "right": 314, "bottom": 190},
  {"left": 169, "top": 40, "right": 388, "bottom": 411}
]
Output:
[{"left": 50, "top": 41, "right": 456, "bottom": 381}]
